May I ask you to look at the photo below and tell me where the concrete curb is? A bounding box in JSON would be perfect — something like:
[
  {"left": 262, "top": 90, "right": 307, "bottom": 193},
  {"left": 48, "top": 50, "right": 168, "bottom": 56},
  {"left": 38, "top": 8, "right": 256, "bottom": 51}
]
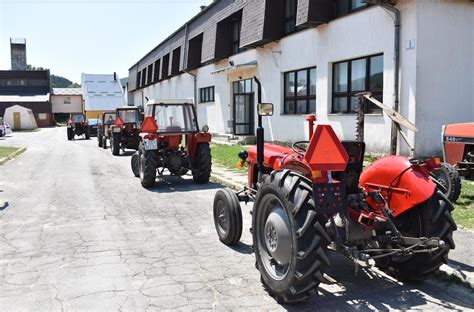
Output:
[
  {"left": 210, "top": 167, "right": 473, "bottom": 289},
  {"left": 0, "top": 147, "right": 26, "bottom": 165}
]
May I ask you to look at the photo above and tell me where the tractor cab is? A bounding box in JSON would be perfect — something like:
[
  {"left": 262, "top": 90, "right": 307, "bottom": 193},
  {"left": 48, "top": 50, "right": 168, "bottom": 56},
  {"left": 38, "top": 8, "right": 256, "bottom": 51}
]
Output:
[
  {"left": 97, "top": 111, "right": 116, "bottom": 148},
  {"left": 107, "top": 107, "right": 142, "bottom": 155},
  {"left": 67, "top": 113, "right": 89, "bottom": 140}
]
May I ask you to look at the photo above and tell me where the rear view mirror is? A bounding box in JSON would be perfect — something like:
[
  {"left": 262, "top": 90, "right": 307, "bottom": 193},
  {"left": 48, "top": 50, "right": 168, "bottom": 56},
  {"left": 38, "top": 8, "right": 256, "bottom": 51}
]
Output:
[{"left": 258, "top": 103, "right": 274, "bottom": 116}]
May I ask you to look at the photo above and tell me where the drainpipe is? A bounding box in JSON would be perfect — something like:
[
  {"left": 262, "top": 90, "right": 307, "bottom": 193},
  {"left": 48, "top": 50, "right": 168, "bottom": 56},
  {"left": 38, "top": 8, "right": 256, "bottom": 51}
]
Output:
[
  {"left": 183, "top": 23, "right": 198, "bottom": 106},
  {"left": 379, "top": 2, "right": 400, "bottom": 155}
]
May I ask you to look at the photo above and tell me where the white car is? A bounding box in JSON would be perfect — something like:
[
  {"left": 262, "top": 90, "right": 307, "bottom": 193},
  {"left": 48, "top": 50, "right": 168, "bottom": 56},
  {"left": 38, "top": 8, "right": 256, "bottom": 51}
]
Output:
[{"left": 0, "top": 122, "right": 11, "bottom": 137}]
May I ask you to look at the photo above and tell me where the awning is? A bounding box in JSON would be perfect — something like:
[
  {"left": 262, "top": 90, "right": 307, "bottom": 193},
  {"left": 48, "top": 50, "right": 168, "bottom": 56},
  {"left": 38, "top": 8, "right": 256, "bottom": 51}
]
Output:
[{"left": 211, "top": 61, "right": 257, "bottom": 75}]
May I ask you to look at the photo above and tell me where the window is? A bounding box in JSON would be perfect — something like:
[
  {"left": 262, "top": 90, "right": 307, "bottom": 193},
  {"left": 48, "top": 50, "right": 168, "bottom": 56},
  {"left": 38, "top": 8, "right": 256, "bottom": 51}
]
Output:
[
  {"left": 147, "top": 64, "right": 153, "bottom": 85},
  {"left": 161, "top": 54, "right": 170, "bottom": 80},
  {"left": 332, "top": 54, "right": 383, "bottom": 114},
  {"left": 171, "top": 47, "right": 181, "bottom": 76},
  {"left": 38, "top": 113, "right": 48, "bottom": 120},
  {"left": 64, "top": 97, "right": 71, "bottom": 105},
  {"left": 284, "top": 67, "right": 316, "bottom": 114},
  {"left": 283, "top": 0, "right": 297, "bottom": 34},
  {"left": 153, "top": 59, "right": 161, "bottom": 82},
  {"left": 336, "top": 0, "right": 369, "bottom": 16},
  {"left": 231, "top": 19, "right": 242, "bottom": 55},
  {"left": 200, "top": 86, "right": 215, "bottom": 103},
  {"left": 136, "top": 71, "right": 142, "bottom": 88},
  {"left": 187, "top": 33, "right": 203, "bottom": 70},
  {"left": 141, "top": 68, "right": 147, "bottom": 87}
]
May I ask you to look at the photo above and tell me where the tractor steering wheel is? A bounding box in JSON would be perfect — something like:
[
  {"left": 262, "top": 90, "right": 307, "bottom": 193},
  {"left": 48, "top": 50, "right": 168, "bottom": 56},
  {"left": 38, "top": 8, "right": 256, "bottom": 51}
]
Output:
[{"left": 292, "top": 141, "right": 309, "bottom": 156}]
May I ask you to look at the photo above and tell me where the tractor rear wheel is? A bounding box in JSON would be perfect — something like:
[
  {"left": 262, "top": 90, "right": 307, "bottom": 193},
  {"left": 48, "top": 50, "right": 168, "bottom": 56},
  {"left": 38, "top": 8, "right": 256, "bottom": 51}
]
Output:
[
  {"left": 139, "top": 142, "right": 157, "bottom": 188},
  {"left": 85, "top": 128, "right": 90, "bottom": 140},
  {"left": 213, "top": 189, "right": 243, "bottom": 245},
  {"left": 432, "top": 163, "right": 462, "bottom": 203},
  {"left": 131, "top": 152, "right": 140, "bottom": 177},
  {"left": 67, "top": 128, "right": 73, "bottom": 141},
  {"left": 192, "top": 143, "right": 212, "bottom": 184},
  {"left": 375, "top": 192, "right": 456, "bottom": 281},
  {"left": 98, "top": 134, "right": 103, "bottom": 147},
  {"left": 111, "top": 134, "right": 120, "bottom": 156},
  {"left": 253, "top": 170, "right": 331, "bottom": 303}
]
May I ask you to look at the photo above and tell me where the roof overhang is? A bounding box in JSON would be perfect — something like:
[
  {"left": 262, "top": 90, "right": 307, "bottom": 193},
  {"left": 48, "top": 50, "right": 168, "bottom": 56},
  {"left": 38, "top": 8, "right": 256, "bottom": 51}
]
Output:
[{"left": 211, "top": 61, "right": 258, "bottom": 75}]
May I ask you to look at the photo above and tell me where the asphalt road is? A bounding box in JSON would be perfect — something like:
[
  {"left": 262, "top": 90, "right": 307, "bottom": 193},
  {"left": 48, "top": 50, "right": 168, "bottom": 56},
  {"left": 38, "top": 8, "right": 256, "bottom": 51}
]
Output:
[{"left": 0, "top": 128, "right": 473, "bottom": 311}]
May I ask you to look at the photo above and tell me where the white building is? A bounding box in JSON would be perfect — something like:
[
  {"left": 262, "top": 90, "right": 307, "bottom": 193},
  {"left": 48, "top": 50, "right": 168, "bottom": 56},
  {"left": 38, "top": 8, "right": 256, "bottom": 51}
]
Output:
[
  {"left": 81, "top": 73, "right": 125, "bottom": 119},
  {"left": 128, "top": 0, "right": 473, "bottom": 156},
  {"left": 51, "top": 88, "right": 83, "bottom": 116}
]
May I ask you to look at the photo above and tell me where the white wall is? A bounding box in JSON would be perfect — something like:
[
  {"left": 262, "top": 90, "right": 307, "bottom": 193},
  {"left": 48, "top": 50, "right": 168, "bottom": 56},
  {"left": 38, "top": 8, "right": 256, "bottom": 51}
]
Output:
[
  {"left": 51, "top": 95, "right": 83, "bottom": 113},
  {"left": 414, "top": 0, "right": 474, "bottom": 156}
]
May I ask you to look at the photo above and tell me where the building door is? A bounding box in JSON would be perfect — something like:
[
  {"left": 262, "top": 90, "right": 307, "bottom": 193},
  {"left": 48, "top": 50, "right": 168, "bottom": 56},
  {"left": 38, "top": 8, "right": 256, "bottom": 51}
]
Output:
[
  {"left": 233, "top": 79, "right": 254, "bottom": 135},
  {"left": 13, "top": 112, "right": 21, "bottom": 130}
]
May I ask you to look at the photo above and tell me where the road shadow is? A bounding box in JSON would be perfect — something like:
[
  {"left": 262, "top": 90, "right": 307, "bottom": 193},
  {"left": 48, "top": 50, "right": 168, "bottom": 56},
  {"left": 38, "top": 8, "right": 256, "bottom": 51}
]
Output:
[
  {"left": 449, "top": 259, "right": 474, "bottom": 273},
  {"left": 261, "top": 251, "right": 474, "bottom": 311},
  {"left": 146, "top": 175, "right": 222, "bottom": 193},
  {"left": 228, "top": 242, "right": 253, "bottom": 255}
]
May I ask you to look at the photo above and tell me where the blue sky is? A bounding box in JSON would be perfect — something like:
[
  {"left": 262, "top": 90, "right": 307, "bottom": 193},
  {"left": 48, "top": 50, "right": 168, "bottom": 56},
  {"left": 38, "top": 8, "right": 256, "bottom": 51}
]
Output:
[{"left": 0, "top": 0, "right": 212, "bottom": 84}]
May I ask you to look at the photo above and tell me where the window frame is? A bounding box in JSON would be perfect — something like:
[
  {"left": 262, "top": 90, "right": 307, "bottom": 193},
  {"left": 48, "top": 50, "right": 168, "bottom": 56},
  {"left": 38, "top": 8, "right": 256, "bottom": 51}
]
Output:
[
  {"left": 199, "top": 86, "right": 215, "bottom": 104},
  {"left": 331, "top": 53, "right": 384, "bottom": 114},
  {"left": 231, "top": 18, "right": 242, "bottom": 55},
  {"left": 336, "top": 0, "right": 370, "bottom": 17},
  {"left": 283, "top": 67, "right": 317, "bottom": 115},
  {"left": 283, "top": 0, "right": 298, "bottom": 35}
]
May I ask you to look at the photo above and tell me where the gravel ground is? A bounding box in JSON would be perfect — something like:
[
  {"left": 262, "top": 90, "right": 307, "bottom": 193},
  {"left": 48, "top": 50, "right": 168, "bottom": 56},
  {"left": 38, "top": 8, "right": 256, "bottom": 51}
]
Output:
[{"left": 0, "top": 128, "right": 472, "bottom": 311}]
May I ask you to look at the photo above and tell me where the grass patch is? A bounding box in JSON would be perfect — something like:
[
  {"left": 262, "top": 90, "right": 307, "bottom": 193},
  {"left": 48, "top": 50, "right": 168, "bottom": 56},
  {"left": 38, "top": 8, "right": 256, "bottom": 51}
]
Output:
[
  {"left": 12, "top": 128, "right": 40, "bottom": 132},
  {"left": 0, "top": 146, "right": 21, "bottom": 159},
  {"left": 453, "top": 180, "right": 474, "bottom": 229},
  {"left": 211, "top": 144, "right": 248, "bottom": 171}
]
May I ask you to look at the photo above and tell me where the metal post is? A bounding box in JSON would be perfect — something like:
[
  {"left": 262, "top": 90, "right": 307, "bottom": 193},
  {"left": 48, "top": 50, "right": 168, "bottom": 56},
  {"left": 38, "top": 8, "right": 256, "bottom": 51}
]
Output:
[{"left": 254, "top": 76, "right": 264, "bottom": 183}]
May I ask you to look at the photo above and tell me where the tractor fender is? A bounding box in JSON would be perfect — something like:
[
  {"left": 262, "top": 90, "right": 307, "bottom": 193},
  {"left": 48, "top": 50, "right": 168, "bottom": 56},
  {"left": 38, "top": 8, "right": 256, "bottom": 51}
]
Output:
[{"left": 359, "top": 156, "right": 436, "bottom": 217}]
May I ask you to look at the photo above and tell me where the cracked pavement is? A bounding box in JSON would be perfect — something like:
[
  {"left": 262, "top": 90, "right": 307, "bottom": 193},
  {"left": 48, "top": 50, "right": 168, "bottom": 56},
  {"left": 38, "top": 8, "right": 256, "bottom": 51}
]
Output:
[{"left": 0, "top": 128, "right": 473, "bottom": 311}]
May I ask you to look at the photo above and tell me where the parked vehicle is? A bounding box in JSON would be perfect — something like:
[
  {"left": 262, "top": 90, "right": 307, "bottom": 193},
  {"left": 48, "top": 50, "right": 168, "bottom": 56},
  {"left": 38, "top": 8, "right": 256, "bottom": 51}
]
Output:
[
  {"left": 109, "top": 107, "right": 141, "bottom": 156},
  {"left": 134, "top": 99, "right": 212, "bottom": 188},
  {"left": 87, "top": 119, "right": 99, "bottom": 137},
  {"left": 97, "top": 112, "right": 116, "bottom": 148},
  {"left": 442, "top": 122, "right": 474, "bottom": 180},
  {"left": 67, "top": 113, "right": 90, "bottom": 140},
  {"left": 212, "top": 77, "right": 456, "bottom": 303}
]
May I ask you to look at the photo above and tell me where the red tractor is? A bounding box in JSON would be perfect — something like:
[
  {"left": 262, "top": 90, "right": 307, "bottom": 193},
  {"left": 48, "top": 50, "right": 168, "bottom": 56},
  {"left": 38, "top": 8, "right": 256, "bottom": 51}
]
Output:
[
  {"left": 67, "top": 113, "right": 90, "bottom": 140},
  {"left": 133, "top": 100, "right": 212, "bottom": 188},
  {"left": 109, "top": 107, "right": 142, "bottom": 155},
  {"left": 213, "top": 77, "right": 456, "bottom": 303}
]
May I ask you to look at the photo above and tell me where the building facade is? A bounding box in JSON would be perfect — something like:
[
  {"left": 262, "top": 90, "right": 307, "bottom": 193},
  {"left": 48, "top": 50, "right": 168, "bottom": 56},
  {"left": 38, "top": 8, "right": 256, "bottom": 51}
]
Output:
[
  {"left": 51, "top": 88, "right": 83, "bottom": 121},
  {"left": 128, "top": 0, "right": 473, "bottom": 156},
  {"left": 0, "top": 70, "right": 53, "bottom": 127},
  {"left": 81, "top": 73, "right": 125, "bottom": 119}
]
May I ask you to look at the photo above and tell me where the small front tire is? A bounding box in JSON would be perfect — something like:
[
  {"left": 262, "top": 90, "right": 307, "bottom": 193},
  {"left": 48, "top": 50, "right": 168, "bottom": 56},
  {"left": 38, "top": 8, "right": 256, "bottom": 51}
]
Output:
[
  {"left": 213, "top": 189, "right": 243, "bottom": 245},
  {"left": 131, "top": 152, "right": 140, "bottom": 177},
  {"left": 139, "top": 142, "right": 157, "bottom": 188},
  {"left": 67, "top": 128, "right": 73, "bottom": 141},
  {"left": 111, "top": 134, "right": 120, "bottom": 156}
]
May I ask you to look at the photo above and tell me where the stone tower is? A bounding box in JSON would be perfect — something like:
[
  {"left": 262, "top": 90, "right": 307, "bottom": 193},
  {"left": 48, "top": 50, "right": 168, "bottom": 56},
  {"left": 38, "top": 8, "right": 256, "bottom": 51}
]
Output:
[{"left": 10, "top": 38, "right": 27, "bottom": 71}]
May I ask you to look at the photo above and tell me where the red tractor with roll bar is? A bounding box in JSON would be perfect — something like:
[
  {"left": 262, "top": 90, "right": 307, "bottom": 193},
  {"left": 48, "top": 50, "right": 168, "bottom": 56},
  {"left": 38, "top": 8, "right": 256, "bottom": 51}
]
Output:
[
  {"left": 132, "top": 99, "right": 212, "bottom": 188},
  {"left": 109, "top": 107, "right": 142, "bottom": 156},
  {"left": 213, "top": 77, "right": 457, "bottom": 303}
]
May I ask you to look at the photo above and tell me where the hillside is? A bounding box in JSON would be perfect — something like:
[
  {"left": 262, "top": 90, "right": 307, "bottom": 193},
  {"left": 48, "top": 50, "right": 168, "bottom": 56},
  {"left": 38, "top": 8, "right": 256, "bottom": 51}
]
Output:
[{"left": 27, "top": 65, "right": 80, "bottom": 88}]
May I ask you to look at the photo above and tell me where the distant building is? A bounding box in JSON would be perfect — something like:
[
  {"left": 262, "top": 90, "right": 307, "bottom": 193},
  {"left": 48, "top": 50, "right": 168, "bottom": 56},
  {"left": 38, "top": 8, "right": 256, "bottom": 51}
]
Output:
[
  {"left": 81, "top": 73, "right": 125, "bottom": 119},
  {"left": 51, "top": 88, "right": 83, "bottom": 120},
  {"left": 0, "top": 70, "right": 52, "bottom": 127},
  {"left": 10, "top": 38, "right": 27, "bottom": 71}
]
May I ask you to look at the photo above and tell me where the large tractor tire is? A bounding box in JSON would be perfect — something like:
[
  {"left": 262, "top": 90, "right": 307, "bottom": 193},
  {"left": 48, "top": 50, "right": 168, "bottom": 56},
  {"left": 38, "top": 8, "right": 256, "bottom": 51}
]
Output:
[
  {"left": 98, "top": 134, "right": 103, "bottom": 147},
  {"left": 139, "top": 142, "right": 157, "bottom": 188},
  {"left": 192, "top": 143, "right": 212, "bottom": 184},
  {"left": 131, "top": 152, "right": 140, "bottom": 177},
  {"left": 375, "top": 192, "right": 456, "bottom": 281},
  {"left": 67, "top": 128, "right": 73, "bottom": 141},
  {"left": 431, "top": 163, "right": 462, "bottom": 203},
  {"left": 111, "top": 133, "right": 120, "bottom": 156},
  {"left": 252, "top": 170, "right": 331, "bottom": 303},
  {"left": 213, "top": 189, "right": 243, "bottom": 245}
]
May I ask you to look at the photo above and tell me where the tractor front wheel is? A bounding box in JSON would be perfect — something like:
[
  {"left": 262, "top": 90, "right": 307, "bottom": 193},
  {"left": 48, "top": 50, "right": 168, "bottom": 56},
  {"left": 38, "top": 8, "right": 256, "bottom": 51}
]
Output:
[
  {"left": 85, "top": 128, "right": 90, "bottom": 140},
  {"left": 67, "top": 128, "right": 73, "bottom": 141},
  {"left": 131, "top": 152, "right": 140, "bottom": 177},
  {"left": 111, "top": 134, "right": 120, "bottom": 156},
  {"left": 98, "top": 134, "right": 103, "bottom": 147},
  {"left": 432, "top": 162, "right": 462, "bottom": 203},
  {"left": 213, "top": 189, "right": 243, "bottom": 245},
  {"left": 139, "top": 142, "right": 157, "bottom": 188},
  {"left": 192, "top": 143, "right": 212, "bottom": 184},
  {"left": 102, "top": 136, "right": 107, "bottom": 149},
  {"left": 375, "top": 192, "right": 456, "bottom": 281},
  {"left": 253, "top": 170, "right": 331, "bottom": 303}
]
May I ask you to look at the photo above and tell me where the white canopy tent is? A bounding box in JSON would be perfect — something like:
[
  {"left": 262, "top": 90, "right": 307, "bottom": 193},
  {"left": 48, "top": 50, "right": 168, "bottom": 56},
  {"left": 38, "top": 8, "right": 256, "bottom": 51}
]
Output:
[{"left": 3, "top": 105, "right": 38, "bottom": 130}]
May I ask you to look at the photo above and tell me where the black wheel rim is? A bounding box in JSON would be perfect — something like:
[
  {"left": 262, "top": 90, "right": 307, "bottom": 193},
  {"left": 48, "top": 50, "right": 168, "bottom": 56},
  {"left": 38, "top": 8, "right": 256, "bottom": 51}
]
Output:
[
  {"left": 256, "top": 194, "right": 292, "bottom": 281},
  {"left": 216, "top": 200, "right": 229, "bottom": 236}
]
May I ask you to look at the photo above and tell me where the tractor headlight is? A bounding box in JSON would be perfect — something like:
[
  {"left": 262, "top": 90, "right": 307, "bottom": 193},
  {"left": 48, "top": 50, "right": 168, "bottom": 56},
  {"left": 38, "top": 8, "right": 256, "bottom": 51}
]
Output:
[{"left": 202, "top": 125, "right": 209, "bottom": 133}]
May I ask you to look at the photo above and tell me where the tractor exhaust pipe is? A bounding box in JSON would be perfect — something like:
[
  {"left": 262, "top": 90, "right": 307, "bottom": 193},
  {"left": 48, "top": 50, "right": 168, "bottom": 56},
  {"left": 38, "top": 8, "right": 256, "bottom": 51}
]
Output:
[{"left": 254, "top": 76, "right": 264, "bottom": 183}]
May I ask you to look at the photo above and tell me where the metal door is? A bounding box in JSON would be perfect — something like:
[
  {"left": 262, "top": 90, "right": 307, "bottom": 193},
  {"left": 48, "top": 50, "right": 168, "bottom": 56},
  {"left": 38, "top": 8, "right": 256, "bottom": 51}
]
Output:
[
  {"left": 233, "top": 94, "right": 254, "bottom": 135},
  {"left": 13, "top": 112, "right": 21, "bottom": 130}
]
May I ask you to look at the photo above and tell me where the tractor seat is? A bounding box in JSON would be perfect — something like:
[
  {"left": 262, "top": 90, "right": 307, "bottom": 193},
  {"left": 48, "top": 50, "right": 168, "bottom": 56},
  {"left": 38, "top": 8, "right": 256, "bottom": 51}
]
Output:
[{"left": 165, "top": 126, "right": 182, "bottom": 133}]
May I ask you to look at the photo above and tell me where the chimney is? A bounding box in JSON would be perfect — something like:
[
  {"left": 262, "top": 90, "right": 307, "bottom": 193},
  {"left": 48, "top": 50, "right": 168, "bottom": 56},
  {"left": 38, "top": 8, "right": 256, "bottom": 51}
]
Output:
[
  {"left": 10, "top": 38, "right": 27, "bottom": 71},
  {"left": 114, "top": 72, "right": 117, "bottom": 81},
  {"left": 200, "top": 5, "right": 207, "bottom": 11}
]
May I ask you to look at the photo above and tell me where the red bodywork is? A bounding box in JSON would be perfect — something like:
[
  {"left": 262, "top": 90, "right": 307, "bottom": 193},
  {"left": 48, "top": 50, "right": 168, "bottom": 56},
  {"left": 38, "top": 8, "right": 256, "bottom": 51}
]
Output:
[
  {"left": 246, "top": 124, "right": 436, "bottom": 217},
  {"left": 442, "top": 122, "right": 474, "bottom": 167}
]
